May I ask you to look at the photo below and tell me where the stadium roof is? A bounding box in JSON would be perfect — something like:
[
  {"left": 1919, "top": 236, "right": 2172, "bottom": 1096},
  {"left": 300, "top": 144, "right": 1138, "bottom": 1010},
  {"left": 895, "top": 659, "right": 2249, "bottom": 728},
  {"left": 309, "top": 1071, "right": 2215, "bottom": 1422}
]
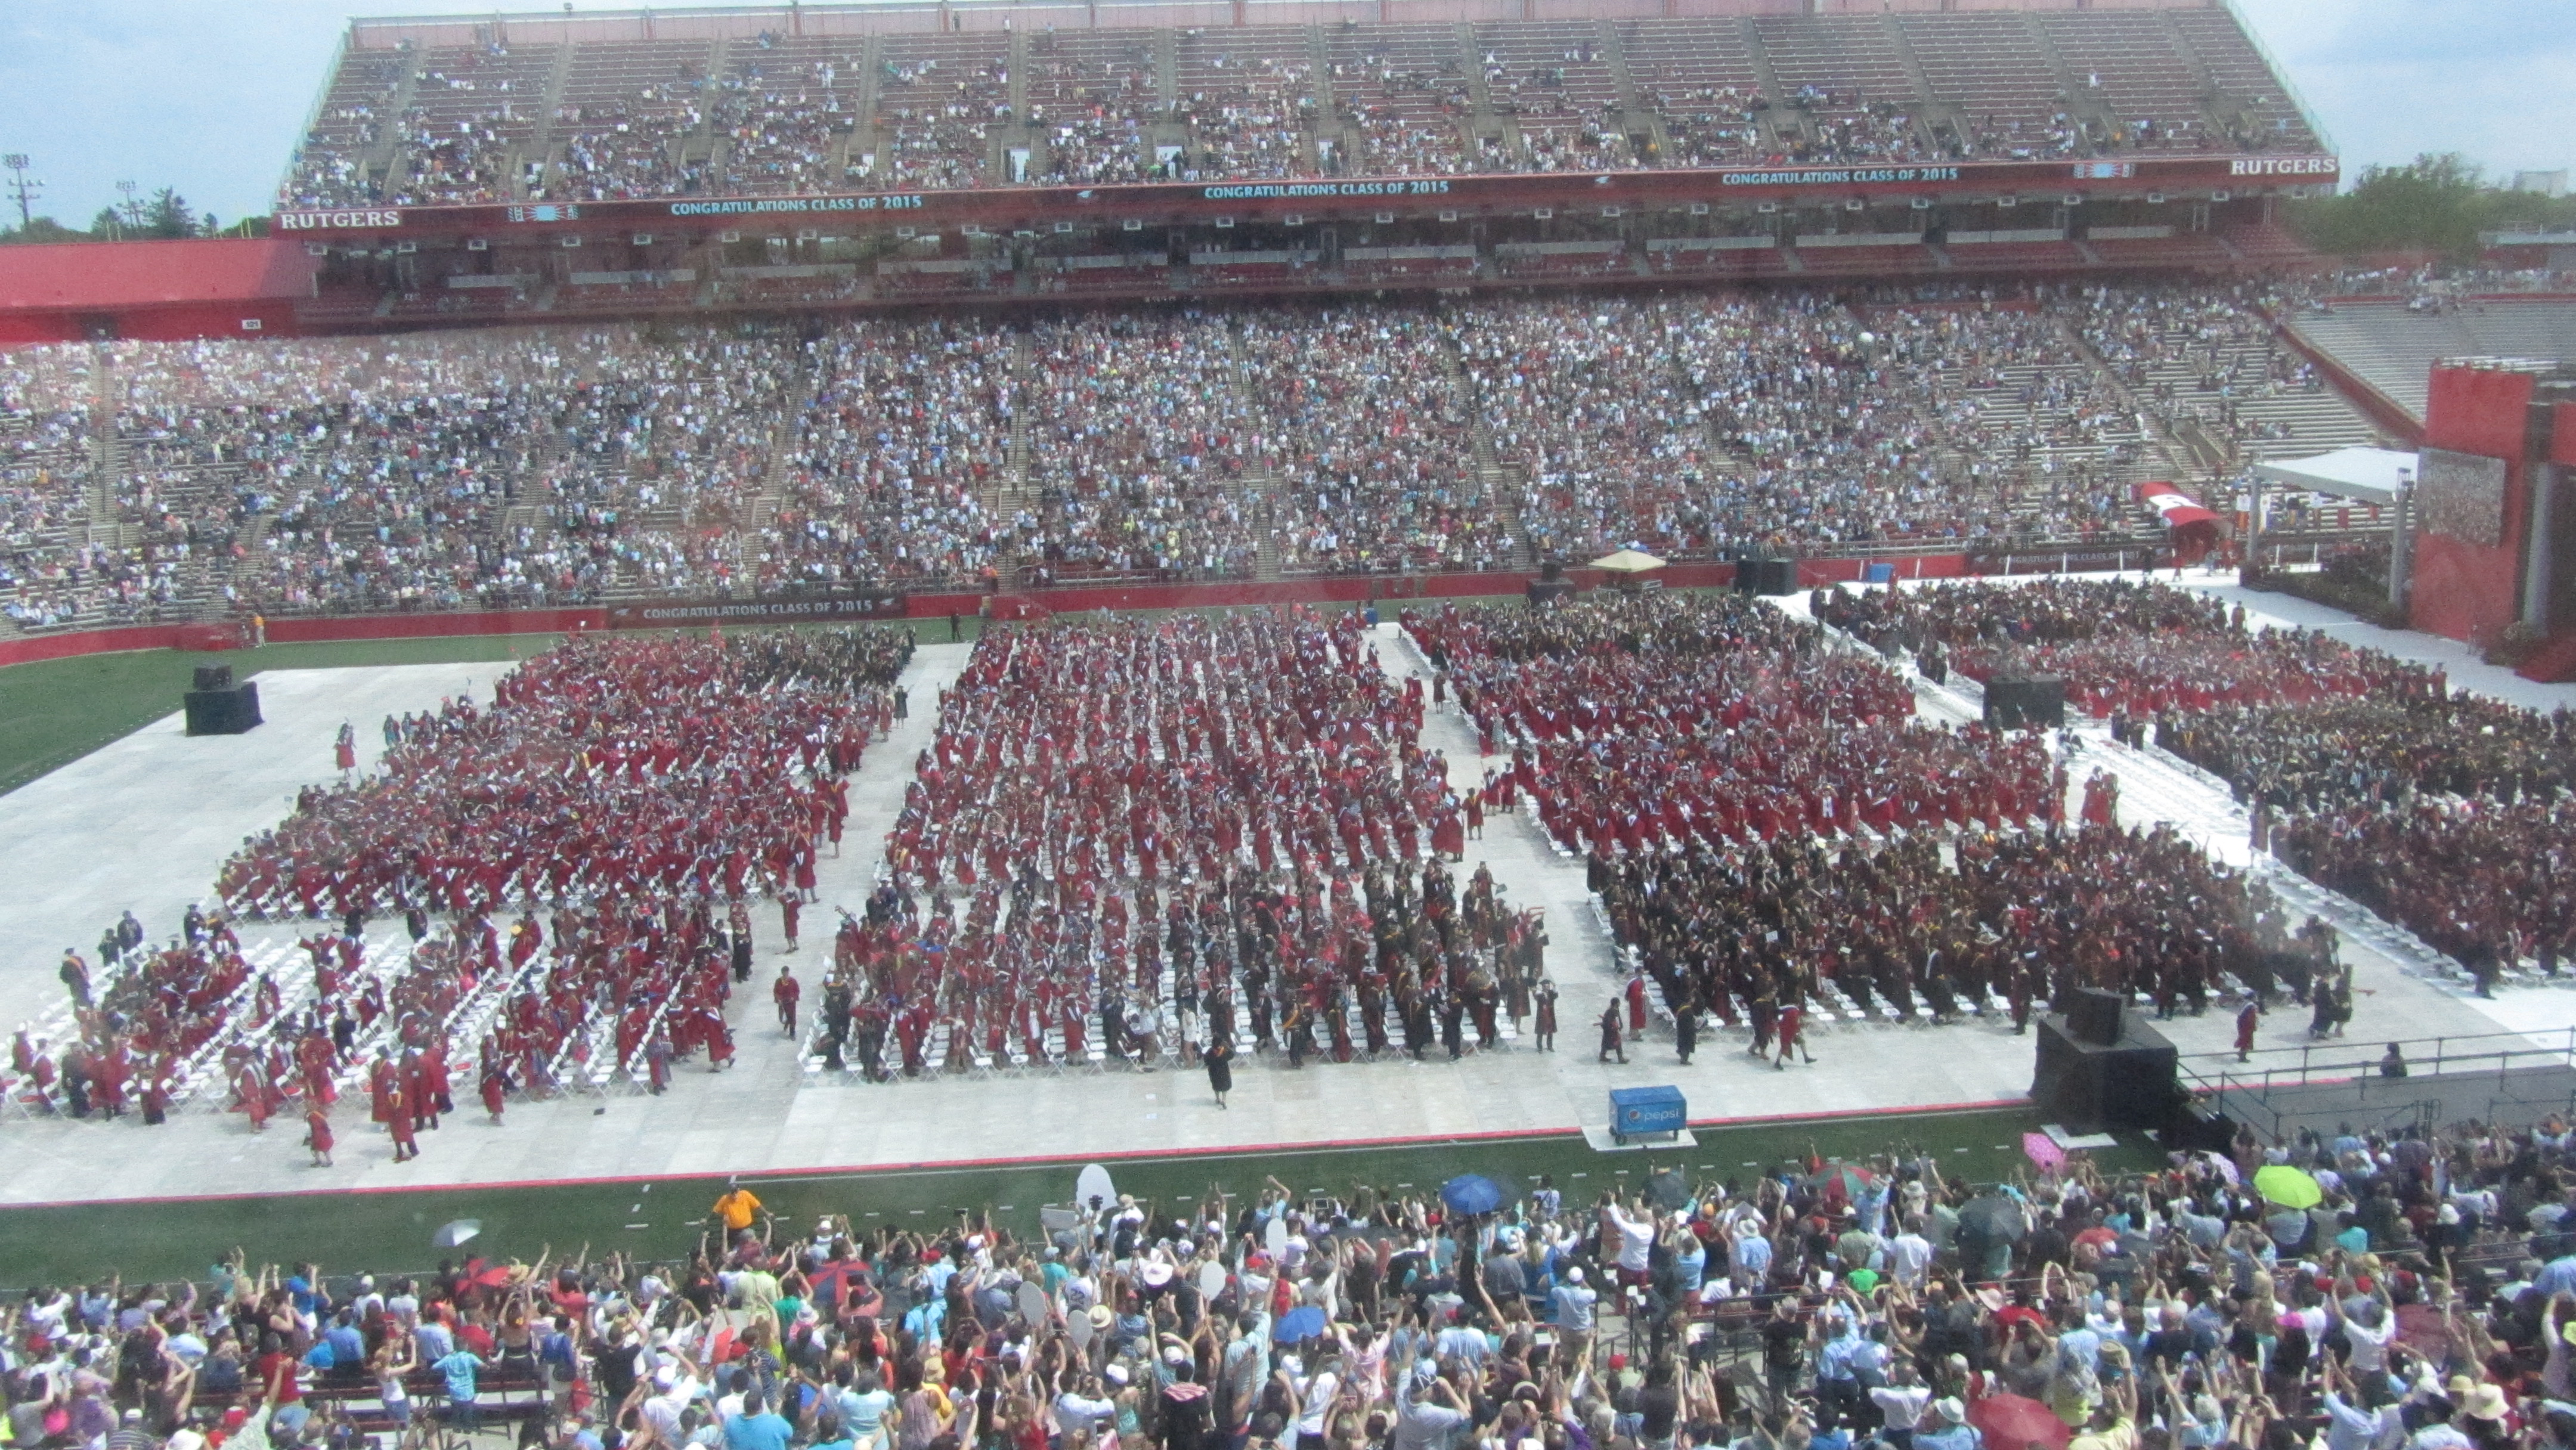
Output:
[
  {"left": 0, "top": 238, "right": 317, "bottom": 314},
  {"left": 2252, "top": 447, "right": 2417, "bottom": 507}
]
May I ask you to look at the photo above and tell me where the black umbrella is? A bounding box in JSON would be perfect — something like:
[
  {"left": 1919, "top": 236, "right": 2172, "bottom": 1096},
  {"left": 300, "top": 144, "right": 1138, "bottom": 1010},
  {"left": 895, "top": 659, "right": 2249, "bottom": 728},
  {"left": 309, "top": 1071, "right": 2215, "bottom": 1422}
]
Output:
[
  {"left": 1644, "top": 1168, "right": 1693, "bottom": 1212},
  {"left": 1959, "top": 1194, "right": 2030, "bottom": 1242}
]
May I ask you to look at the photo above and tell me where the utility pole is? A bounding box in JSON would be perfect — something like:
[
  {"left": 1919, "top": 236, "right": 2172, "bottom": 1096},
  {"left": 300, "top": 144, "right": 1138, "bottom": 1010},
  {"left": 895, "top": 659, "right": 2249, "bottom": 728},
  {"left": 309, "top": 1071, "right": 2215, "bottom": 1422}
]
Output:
[
  {"left": 117, "top": 179, "right": 141, "bottom": 233},
  {"left": 2, "top": 155, "right": 37, "bottom": 231}
]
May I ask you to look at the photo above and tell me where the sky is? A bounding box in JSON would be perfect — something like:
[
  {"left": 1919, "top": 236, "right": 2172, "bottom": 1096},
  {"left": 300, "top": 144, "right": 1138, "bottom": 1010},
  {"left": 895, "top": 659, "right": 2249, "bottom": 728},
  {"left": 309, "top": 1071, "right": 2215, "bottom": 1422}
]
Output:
[{"left": 0, "top": 0, "right": 2567, "bottom": 230}]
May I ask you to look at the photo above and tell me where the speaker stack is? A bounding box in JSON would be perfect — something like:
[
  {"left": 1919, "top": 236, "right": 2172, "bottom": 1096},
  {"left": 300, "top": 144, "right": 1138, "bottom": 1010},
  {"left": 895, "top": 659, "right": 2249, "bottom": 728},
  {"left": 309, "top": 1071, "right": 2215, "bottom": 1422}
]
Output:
[
  {"left": 184, "top": 664, "right": 263, "bottom": 736},
  {"left": 1733, "top": 558, "right": 1797, "bottom": 596},
  {"left": 2030, "top": 988, "right": 2182, "bottom": 1131}
]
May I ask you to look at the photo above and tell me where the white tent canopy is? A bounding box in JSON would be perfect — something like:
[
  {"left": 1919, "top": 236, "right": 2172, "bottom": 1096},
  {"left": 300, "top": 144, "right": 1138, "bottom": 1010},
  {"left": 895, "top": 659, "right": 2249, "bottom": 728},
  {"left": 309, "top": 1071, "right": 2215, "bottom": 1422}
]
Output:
[{"left": 2250, "top": 447, "right": 2417, "bottom": 507}]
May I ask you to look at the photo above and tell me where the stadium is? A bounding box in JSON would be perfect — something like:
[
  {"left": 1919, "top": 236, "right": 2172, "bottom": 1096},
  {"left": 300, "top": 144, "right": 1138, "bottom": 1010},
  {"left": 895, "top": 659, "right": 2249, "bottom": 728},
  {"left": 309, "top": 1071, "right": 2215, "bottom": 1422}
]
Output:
[{"left": 3, "top": 3, "right": 2576, "bottom": 1449}]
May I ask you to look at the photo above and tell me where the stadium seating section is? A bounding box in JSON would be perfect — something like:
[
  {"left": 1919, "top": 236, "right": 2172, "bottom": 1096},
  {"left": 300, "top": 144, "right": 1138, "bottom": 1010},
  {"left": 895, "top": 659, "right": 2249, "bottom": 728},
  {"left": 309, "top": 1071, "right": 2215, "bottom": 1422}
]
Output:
[
  {"left": 0, "top": 283, "right": 2396, "bottom": 631},
  {"left": 280, "top": 7, "right": 2324, "bottom": 207}
]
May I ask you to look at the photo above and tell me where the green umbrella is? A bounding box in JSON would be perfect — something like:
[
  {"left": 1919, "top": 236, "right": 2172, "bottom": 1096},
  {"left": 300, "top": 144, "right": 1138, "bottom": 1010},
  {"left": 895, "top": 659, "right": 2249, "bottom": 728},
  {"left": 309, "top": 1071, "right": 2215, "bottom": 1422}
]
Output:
[{"left": 2253, "top": 1164, "right": 2323, "bottom": 1210}]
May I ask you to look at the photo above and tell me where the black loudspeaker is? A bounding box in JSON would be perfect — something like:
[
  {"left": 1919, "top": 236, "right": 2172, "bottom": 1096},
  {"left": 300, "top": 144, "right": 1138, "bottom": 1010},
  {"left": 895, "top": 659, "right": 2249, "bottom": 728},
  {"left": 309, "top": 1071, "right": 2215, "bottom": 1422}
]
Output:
[
  {"left": 1984, "top": 674, "right": 2066, "bottom": 729},
  {"left": 1735, "top": 559, "right": 1797, "bottom": 596},
  {"left": 2031, "top": 1014, "right": 2180, "bottom": 1130},
  {"left": 184, "top": 681, "right": 263, "bottom": 736},
  {"left": 193, "top": 664, "right": 234, "bottom": 691},
  {"left": 2066, "top": 985, "right": 2125, "bottom": 1046}
]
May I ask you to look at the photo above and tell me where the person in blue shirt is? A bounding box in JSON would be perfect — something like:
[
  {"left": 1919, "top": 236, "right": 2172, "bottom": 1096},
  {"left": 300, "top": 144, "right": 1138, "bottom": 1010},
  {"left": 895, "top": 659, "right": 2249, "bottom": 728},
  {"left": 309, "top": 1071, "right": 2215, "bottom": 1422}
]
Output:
[
  {"left": 723, "top": 1390, "right": 794, "bottom": 1450},
  {"left": 322, "top": 1313, "right": 367, "bottom": 1381},
  {"left": 1815, "top": 1307, "right": 1868, "bottom": 1418},
  {"left": 1550, "top": 1266, "right": 1597, "bottom": 1368},
  {"left": 432, "top": 1346, "right": 489, "bottom": 1430}
]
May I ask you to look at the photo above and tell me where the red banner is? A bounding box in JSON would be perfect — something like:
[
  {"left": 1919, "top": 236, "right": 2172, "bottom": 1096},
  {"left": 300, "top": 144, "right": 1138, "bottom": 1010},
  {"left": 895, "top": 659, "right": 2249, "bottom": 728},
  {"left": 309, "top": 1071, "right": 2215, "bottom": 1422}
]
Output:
[{"left": 275, "top": 155, "right": 2334, "bottom": 240}]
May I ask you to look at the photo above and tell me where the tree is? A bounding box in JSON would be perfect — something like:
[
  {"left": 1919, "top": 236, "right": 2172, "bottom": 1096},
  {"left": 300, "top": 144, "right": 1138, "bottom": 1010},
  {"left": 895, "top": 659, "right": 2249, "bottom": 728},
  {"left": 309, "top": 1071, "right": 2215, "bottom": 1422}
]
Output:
[
  {"left": 144, "top": 187, "right": 194, "bottom": 239},
  {"left": 2284, "top": 153, "right": 2576, "bottom": 260},
  {"left": 0, "top": 216, "right": 92, "bottom": 245}
]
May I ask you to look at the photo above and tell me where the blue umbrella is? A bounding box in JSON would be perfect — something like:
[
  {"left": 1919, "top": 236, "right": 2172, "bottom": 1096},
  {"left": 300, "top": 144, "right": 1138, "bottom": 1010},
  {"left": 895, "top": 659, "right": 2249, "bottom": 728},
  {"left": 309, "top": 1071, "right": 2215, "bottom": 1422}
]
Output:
[
  {"left": 1275, "top": 1305, "right": 1328, "bottom": 1343},
  {"left": 1439, "top": 1174, "right": 1506, "bottom": 1217}
]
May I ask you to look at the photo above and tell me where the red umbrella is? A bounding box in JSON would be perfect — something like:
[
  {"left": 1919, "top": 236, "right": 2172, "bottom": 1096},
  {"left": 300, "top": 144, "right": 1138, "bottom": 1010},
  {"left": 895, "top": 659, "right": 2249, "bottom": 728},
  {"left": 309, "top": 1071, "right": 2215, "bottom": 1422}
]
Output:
[
  {"left": 1969, "top": 1395, "right": 2072, "bottom": 1450},
  {"left": 461, "top": 1256, "right": 513, "bottom": 1288}
]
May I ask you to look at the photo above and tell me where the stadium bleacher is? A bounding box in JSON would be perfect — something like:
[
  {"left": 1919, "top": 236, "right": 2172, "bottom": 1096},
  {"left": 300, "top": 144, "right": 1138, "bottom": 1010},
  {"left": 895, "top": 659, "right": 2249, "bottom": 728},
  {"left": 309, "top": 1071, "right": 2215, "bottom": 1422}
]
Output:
[
  {"left": 285, "top": 3, "right": 2330, "bottom": 203},
  {"left": 0, "top": 4, "right": 2383, "bottom": 633},
  {"left": 1899, "top": 13, "right": 2076, "bottom": 161},
  {"left": 2289, "top": 299, "right": 2576, "bottom": 423},
  {"left": 388, "top": 42, "right": 561, "bottom": 205},
  {"left": 0, "top": 277, "right": 2425, "bottom": 630}
]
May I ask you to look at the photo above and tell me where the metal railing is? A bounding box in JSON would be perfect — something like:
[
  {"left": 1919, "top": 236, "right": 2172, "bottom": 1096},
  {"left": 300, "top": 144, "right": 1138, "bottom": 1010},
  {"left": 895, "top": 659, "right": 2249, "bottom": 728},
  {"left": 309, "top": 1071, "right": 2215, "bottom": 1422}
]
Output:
[{"left": 2179, "top": 1025, "right": 2576, "bottom": 1099}]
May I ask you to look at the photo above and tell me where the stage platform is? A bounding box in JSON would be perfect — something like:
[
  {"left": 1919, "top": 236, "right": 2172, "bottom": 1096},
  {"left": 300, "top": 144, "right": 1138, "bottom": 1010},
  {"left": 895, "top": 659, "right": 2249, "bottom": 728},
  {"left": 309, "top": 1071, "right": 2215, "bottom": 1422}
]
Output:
[{"left": 1, "top": 584, "right": 2572, "bottom": 1206}]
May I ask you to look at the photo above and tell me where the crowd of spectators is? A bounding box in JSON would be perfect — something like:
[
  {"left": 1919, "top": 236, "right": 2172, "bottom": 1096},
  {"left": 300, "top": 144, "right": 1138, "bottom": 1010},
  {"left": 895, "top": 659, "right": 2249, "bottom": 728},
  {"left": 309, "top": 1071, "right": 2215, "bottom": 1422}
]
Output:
[
  {"left": 2060, "top": 284, "right": 2340, "bottom": 458},
  {"left": 1239, "top": 309, "right": 1508, "bottom": 577},
  {"left": 1776, "top": 102, "right": 1927, "bottom": 166},
  {"left": 0, "top": 286, "right": 2347, "bottom": 633},
  {"left": 714, "top": 54, "right": 856, "bottom": 198},
  {"left": 1457, "top": 293, "right": 2153, "bottom": 562},
  {"left": 774, "top": 320, "right": 1015, "bottom": 593},
  {"left": 39, "top": 1105, "right": 2576, "bottom": 1450},
  {"left": 277, "top": 11, "right": 2336, "bottom": 209},
  {"left": 1021, "top": 314, "right": 1265, "bottom": 583},
  {"left": 1175, "top": 48, "right": 1317, "bottom": 181},
  {"left": 1, "top": 347, "right": 123, "bottom": 630},
  {"left": 86, "top": 324, "right": 807, "bottom": 616},
  {"left": 1642, "top": 82, "right": 1764, "bottom": 166},
  {"left": 869, "top": 50, "right": 1012, "bottom": 191},
  {"left": 550, "top": 92, "right": 712, "bottom": 202},
  {"left": 1024, "top": 32, "right": 1163, "bottom": 188}
]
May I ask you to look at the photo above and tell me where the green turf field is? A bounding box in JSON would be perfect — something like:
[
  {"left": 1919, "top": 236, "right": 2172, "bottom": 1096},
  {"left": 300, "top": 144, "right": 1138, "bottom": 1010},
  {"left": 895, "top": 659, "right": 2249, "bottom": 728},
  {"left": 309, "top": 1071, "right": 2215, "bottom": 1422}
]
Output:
[{"left": 0, "top": 1107, "right": 2152, "bottom": 1288}]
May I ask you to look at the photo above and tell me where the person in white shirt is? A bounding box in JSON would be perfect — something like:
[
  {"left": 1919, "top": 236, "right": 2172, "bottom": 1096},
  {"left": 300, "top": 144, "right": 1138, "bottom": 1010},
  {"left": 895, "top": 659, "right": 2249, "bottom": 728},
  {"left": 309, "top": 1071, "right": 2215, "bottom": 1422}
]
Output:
[
  {"left": 1869, "top": 1359, "right": 1934, "bottom": 1441},
  {"left": 1887, "top": 1219, "right": 1935, "bottom": 1290},
  {"left": 1290, "top": 1352, "right": 1340, "bottom": 1450},
  {"left": 1054, "top": 1376, "right": 1117, "bottom": 1440},
  {"left": 1729, "top": 1216, "right": 1775, "bottom": 1290},
  {"left": 1600, "top": 1198, "right": 1655, "bottom": 1285},
  {"left": 2340, "top": 1299, "right": 2395, "bottom": 1378}
]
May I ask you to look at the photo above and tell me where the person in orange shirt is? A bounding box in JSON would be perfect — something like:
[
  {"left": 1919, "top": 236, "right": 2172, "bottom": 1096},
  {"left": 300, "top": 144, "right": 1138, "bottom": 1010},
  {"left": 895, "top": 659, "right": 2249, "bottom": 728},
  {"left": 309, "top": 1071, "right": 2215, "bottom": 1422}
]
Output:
[{"left": 713, "top": 1179, "right": 763, "bottom": 1234}]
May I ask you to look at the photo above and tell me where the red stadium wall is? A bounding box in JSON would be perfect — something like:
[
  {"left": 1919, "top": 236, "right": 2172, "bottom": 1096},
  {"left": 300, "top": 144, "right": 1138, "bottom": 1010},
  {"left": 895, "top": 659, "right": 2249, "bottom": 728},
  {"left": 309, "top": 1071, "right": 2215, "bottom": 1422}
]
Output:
[
  {"left": 261, "top": 608, "right": 608, "bottom": 644},
  {"left": 2409, "top": 365, "right": 2537, "bottom": 645},
  {"left": 0, "top": 624, "right": 194, "bottom": 669},
  {"left": 0, "top": 314, "right": 85, "bottom": 345},
  {"left": 0, "top": 238, "right": 318, "bottom": 347}
]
